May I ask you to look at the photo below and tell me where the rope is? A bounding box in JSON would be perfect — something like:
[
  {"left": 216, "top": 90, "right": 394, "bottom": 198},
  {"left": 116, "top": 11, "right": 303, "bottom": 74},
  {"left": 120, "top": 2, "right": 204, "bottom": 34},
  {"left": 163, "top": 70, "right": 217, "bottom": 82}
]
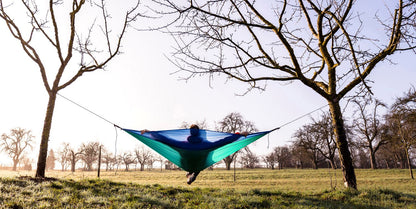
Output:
[
  {"left": 57, "top": 93, "right": 121, "bottom": 175},
  {"left": 269, "top": 104, "right": 328, "bottom": 132},
  {"left": 57, "top": 93, "right": 328, "bottom": 153},
  {"left": 265, "top": 104, "right": 328, "bottom": 149},
  {"left": 57, "top": 93, "right": 118, "bottom": 127},
  {"left": 58, "top": 92, "right": 327, "bottom": 134}
]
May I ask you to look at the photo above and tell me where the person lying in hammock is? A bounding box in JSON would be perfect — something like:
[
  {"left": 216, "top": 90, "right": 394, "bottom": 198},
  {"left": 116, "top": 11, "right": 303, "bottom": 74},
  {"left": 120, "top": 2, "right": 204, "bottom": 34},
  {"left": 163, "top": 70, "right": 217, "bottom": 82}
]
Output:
[
  {"left": 141, "top": 124, "right": 203, "bottom": 184},
  {"left": 140, "top": 124, "right": 248, "bottom": 184},
  {"left": 182, "top": 124, "right": 202, "bottom": 184},
  {"left": 142, "top": 125, "right": 243, "bottom": 150}
]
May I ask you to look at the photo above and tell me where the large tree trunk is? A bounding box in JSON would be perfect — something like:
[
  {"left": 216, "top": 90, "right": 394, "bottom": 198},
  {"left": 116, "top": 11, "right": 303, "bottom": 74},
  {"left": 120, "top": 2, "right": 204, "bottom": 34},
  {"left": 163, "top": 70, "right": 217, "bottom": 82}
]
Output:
[
  {"left": 328, "top": 100, "right": 357, "bottom": 189},
  {"left": 70, "top": 151, "right": 77, "bottom": 172},
  {"left": 36, "top": 92, "right": 57, "bottom": 178},
  {"left": 87, "top": 163, "right": 93, "bottom": 171},
  {"left": 224, "top": 154, "right": 237, "bottom": 170},
  {"left": 12, "top": 159, "right": 18, "bottom": 171},
  {"left": 312, "top": 157, "right": 318, "bottom": 169},
  {"left": 369, "top": 147, "right": 377, "bottom": 169}
]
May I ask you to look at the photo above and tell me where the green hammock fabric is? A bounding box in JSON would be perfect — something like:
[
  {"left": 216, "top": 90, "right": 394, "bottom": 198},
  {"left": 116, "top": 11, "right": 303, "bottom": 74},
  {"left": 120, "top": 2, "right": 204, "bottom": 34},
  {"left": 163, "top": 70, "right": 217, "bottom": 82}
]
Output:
[{"left": 123, "top": 128, "right": 270, "bottom": 172}]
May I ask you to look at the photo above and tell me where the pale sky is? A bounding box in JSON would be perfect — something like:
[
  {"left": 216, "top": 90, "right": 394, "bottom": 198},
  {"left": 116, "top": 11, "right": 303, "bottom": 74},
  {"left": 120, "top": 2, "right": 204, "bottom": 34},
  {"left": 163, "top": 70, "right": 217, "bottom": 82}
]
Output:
[{"left": 0, "top": 1, "right": 415, "bottom": 168}]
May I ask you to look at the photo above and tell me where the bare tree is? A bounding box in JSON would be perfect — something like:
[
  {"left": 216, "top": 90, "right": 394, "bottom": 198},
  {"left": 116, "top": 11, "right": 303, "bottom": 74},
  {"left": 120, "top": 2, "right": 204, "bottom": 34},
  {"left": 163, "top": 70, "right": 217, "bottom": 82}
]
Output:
[
  {"left": 46, "top": 149, "right": 56, "bottom": 171},
  {"left": 160, "top": 0, "right": 416, "bottom": 189},
  {"left": 164, "top": 160, "right": 177, "bottom": 170},
  {"left": 180, "top": 120, "right": 208, "bottom": 129},
  {"left": 293, "top": 115, "right": 349, "bottom": 169},
  {"left": 20, "top": 156, "right": 33, "bottom": 171},
  {"left": 264, "top": 151, "right": 278, "bottom": 169},
  {"left": 274, "top": 146, "right": 292, "bottom": 170},
  {"left": 119, "top": 152, "right": 135, "bottom": 171},
  {"left": 291, "top": 143, "right": 309, "bottom": 169},
  {"left": 59, "top": 143, "right": 82, "bottom": 172},
  {"left": 156, "top": 155, "right": 165, "bottom": 171},
  {"left": 216, "top": 112, "right": 258, "bottom": 170},
  {"left": 293, "top": 125, "right": 322, "bottom": 169},
  {"left": 354, "top": 148, "right": 371, "bottom": 168},
  {"left": 69, "top": 150, "right": 79, "bottom": 172},
  {"left": 217, "top": 112, "right": 257, "bottom": 134},
  {"left": 134, "top": 146, "right": 153, "bottom": 171},
  {"left": 79, "top": 141, "right": 101, "bottom": 171},
  {"left": 239, "top": 148, "right": 259, "bottom": 169},
  {"left": 0, "top": 0, "right": 141, "bottom": 178},
  {"left": 387, "top": 87, "right": 416, "bottom": 179},
  {"left": 378, "top": 124, "right": 408, "bottom": 169},
  {"left": 146, "top": 155, "right": 156, "bottom": 170},
  {"left": 353, "top": 97, "right": 387, "bottom": 169},
  {"left": 101, "top": 148, "right": 115, "bottom": 171},
  {"left": 57, "top": 143, "right": 71, "bottom": 171},
  {"left": 1, "top": 128, "right": 34, "bottom": 171},
  {"left": 310, "top": 113, "right": 338, "bottom": 169}
]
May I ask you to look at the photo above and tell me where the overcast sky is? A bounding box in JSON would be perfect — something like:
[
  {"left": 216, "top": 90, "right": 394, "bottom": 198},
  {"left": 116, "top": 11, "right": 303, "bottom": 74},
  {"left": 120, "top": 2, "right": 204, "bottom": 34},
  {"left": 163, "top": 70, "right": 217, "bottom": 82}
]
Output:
[{"left": 0, "top": 1, "right": 415, "bottom": 168}]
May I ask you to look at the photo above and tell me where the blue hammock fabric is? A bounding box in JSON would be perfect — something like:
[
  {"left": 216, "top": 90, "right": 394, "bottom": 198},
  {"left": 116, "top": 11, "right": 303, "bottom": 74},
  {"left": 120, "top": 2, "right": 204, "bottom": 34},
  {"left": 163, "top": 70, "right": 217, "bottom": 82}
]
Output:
[{"left": 123, "top": 128, "right": 270, "bottom": 172}]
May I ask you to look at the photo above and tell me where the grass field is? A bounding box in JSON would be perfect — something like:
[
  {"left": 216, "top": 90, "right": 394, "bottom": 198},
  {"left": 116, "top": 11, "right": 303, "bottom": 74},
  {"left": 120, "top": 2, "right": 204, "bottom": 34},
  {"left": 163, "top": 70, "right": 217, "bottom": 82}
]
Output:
[{"left": 1, "top": 169, "right": 415, "bottom": 208}]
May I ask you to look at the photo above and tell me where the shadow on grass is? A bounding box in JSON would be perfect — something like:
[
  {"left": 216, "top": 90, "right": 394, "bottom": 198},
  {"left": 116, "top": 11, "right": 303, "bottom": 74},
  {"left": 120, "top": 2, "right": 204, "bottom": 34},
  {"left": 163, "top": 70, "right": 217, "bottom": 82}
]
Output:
[
  {"left": 250, "top": 188, "right": 416, "bottom": 209},
  {"left": 1, "top": 177, "right": 415, "bottom": 208}
]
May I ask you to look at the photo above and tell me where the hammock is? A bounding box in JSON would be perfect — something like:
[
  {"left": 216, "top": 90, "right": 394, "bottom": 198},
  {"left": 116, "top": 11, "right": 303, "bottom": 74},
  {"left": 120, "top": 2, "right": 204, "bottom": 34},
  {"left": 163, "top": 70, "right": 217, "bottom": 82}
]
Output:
[
  {"left": 56, "top": 93, "right": 327, "bottom": 173},
  {"left": 122, "top": 128, "right": 271, "bottom": 172}
]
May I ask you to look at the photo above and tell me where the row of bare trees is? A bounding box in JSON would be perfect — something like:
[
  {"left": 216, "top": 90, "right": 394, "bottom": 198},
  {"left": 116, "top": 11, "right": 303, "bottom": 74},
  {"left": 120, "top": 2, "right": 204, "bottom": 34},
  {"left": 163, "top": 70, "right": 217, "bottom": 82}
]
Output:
[
  {"left": 265, "top": 88, "right": 416, "bottom": 179},
  {"left": 56, "top": 142, "right": 103, "bottom": 172},
  {"left": 55, "top": 141, "right": 166, "bottom": 172},
  {"left": 0, "top": 111, "right": 256, "bottom": 172}
]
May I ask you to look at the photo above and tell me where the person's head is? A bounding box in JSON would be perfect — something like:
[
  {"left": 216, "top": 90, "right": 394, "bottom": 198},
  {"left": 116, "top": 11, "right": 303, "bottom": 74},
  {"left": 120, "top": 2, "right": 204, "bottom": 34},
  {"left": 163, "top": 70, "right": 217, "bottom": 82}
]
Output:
[{"left": 189, "top": 124, "right": 200, "bottom": 136}]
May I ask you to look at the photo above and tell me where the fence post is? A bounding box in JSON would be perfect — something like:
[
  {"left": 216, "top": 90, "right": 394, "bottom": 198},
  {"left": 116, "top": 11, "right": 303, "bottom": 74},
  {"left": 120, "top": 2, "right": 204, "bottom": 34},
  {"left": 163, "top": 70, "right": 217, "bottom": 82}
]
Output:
[{"left": 97, "top": 145, "right": 102, "bottom": 178}]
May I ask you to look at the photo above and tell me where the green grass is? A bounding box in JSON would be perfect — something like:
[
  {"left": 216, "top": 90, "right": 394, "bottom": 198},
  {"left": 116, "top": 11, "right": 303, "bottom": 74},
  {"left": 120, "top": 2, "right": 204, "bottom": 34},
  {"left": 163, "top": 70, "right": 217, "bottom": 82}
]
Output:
[{"left": 0, "top": 169, "right": 415, "bottom": 208}]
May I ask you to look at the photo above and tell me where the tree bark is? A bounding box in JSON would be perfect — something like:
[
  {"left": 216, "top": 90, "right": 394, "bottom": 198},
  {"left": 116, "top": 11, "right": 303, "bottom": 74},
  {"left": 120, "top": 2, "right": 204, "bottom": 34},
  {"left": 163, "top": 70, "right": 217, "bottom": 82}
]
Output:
[
  {"left": 36, "top": 92, "right": 57, "bottom": 178},
  {"left": 369, "top": 147, "right": 377, "bottom": 169},
  {"left": 71, "top": 152, "right": 77, "bottom": 172},
  {"left": 328, "top": 100, "right": 357, "bottom": 189},
  {"left": 12, "top": 159, "right": 18, "bottom": 171},
  {"left": 312, "top": 159, "right": 318, "bottom": 169},
  {"left": 224, "top": 155, "right": 236, "bottom": 170}
]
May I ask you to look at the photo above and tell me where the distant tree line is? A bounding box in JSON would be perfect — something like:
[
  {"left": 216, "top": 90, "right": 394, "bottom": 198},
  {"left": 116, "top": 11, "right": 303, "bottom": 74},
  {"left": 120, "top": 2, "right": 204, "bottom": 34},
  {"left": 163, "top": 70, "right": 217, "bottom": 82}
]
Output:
[{"left": 55, "top": 142, "right": 165, "bottom": 172}]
